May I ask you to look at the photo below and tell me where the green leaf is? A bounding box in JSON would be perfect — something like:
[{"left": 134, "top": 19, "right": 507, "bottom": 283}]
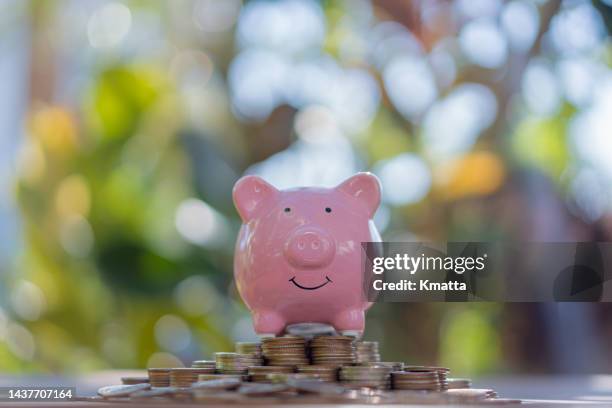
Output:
[{"left": 87, "top": 66, "right": 166, "bottom": 141}]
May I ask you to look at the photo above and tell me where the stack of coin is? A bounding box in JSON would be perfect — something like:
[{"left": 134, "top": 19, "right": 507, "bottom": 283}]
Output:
[
  {"left": 391, "top": 370, "right": 440, "bottom": 391},
  {"left": 429, "top": 366, "right": 450, "bottom": 390},
  {"left": 235, "top": 342, "right": 261, "bottom": 355},
  {"left": 191, "top": 360, "right": 216, "bottom": 369},
  {"left": 169, "top": 368, "right": 215, "bottom": 387},
  {"left": 235, "top": 342, "right": 264, "bottom": 367},
  {"left": 354, "top": 341, "right": 381, "bottom": 363},
  {"left": 339, "top": 365, "right": 392, "bottom": 389},
  {"left": 309, "top": 335, "right": 355, "bottom": 366},
  {"left": 447, "top": 378, "right": 472, "bottom": 389},
  {"left": 148, "top": 368, "right": 171, "bottom": 387},
  {"left": 261, "top": 336, "right": 309, "bottom": 367},
  {"left": 248, "top": 366, "right": 294, "bottom": 383},
  {"left": 121, "top": 376, "right": 149, "bottom": 385},
  {"left": 215, "top": 352, "right": 248, "bottom": 374},
  {"left": 297, "top": 365, "right": 338, "bottom": 382}
]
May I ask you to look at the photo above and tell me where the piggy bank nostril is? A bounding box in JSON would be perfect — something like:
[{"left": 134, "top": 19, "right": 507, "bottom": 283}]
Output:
[
  {"left": 311, "top": 241, "right": 320, "bottom": 250},
  {"left": 297, "top": 241, "right": 305, "bottom": 250}
]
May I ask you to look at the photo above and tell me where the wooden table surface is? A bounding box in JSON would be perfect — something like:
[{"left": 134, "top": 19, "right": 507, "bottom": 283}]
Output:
[{"left": 1, "top": 371, "right": 611, "bottom": 407}]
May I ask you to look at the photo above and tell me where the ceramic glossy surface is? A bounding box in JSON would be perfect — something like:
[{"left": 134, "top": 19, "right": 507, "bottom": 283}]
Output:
[{"left": 232, "top": 173, "right": 382, "bottom": 335}]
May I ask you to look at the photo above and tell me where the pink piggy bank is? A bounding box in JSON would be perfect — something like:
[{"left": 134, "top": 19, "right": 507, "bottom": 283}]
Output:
[{"left": 232, "top": 172, "right": 382, "bottom": 337}]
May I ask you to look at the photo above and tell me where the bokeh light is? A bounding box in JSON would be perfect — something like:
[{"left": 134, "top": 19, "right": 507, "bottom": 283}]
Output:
[
  {"left": 375, "top": 154, "right": 432, "bottom": 206},
  {"left": 459, "top": 18, "right": 508, "bottom": 69},
  {"left": 87, "top": 2, "right": 132, "bottom": 49}
]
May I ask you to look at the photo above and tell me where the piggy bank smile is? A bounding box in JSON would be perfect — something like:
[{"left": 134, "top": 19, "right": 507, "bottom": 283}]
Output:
[{"left": 289, "top": 275, "right": 332, "bottom": 290}]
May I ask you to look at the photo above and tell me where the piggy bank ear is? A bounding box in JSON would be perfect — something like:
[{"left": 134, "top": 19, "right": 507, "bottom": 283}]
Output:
[
  {"left": 233, "top": 175, "right": 278, "bottom": 222},
  {"left": 336, "top": 172, "right": 381, "bottom": 218}
]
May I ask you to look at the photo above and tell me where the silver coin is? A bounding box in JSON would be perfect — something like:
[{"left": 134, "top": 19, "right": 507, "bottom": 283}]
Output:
[
  {"left": 285, "top": 323, "right": 337, "bottom": 338},
  {"left": 238, "top": 382, "right": 290, "bottom": 396},
  {"left": 192, "top": 378, "right": 242, "bottom": 391},
  {"left": 97, "top": 383, "right": 150, "bottom": 397},
  {"left": 286, "top": 378, "right": 346, "bottom": 395},
  {"left": 130, "top": 387, "right": 179, "bottom": 398}
]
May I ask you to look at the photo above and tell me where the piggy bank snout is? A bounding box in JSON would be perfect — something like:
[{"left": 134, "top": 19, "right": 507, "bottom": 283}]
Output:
[{"left": 284, "top": 228, "right": 335, "bottom": 268}]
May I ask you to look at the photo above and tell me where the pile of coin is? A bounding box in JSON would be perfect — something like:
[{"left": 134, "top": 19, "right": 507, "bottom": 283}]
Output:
[
  {"left": 248, "top": 365, "right": 294, "bottom": 382},
  {"left": 447, "top": 378, "right": 472, "bottom": 389},
  {"left": 354, "top": 341, "right": 381, "bottom": 363},
  {"left": 169, "top": 368, "right": 215, "bottom": 387},
  {"left": 147, "top": 368, "right": 171, "bottom": 387},
  {"left": 391, "top": 369, "right": 440, "bottom": 391},
  {"left": 235, "top": 342, "right": 264, "bottom": 367},
  {"left": 99, "top": 378, "right": 518, "bottom": 405},
  {"left": 339, "top": 365, "right": 392, "bottom": 389},
  {"left": 113, "top": 333, "right": 514, "bottom": 404},
  {"left": 191, "top": 360, "right": 216, "bottom": 369},
  {"left": 215, "top": 352, "right": 248, "bottom": 374},
  {"left": 310, "top": 335, "right": 355, "bottom": 366},
  {"left": 261, "top": 336, "right": 309, "bottom": 367},
  {"left": 297, "top": 365, "right": 338, "bottom": 382}
]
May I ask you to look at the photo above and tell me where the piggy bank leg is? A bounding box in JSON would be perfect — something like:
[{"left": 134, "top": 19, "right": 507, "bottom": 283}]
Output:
[
  {"left": 253, "top": 310, "right": 286, "bottom": 337},
  {"left": 332, "top": 309, "right": 365, "bottom": 336}
]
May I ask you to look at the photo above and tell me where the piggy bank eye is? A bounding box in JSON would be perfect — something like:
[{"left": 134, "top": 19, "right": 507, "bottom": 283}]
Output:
[
  {"left": 284, "top": 207, "right": 291, "bottom": 213},
  {"left": 325, "top": 207, "right": 332, "bottom": 213}
]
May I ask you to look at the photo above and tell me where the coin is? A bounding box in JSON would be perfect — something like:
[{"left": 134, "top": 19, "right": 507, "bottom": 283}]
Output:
[
  {"left": 235, "top": 342, "right": 264, "bottom": 367},
  {"left": 447, "top": 378, "right": 472, "bottom": 389},
  {"left": 97, "top": 383, "right": 150, "bottom": 398},
  {"left": 235, "top": 342, "right": 261, "bottom": 354},
  {"left": 262, "top": 335, "right": 306, "bottom": 345},
  {"left": 148, "top": 368, "right": 171, "bottom": 387},
  {"left": 169, "top": 368, "right": 215, "bottom": 387},
  {"left": 99, "top": 334, "right": 508, "bottom": 403},
  {"left": 130, "top": 387, "right": 178, "bottom": 398},
  {"left": 248, "top": 365, "right": 295, "bottom": 382},
  {"left": 192, "top": 378, "right": 242, "bottom": 391},
  {"left": 121, "top": 376, "right": 149, "bottom": 385},
  {"left": 198, "top": 374, "right": 244, "bottom": 382},
  {"left": 285, "top": 323, "right": 336, "bottom": 338},
  {"left": 446, "top": 388, "right": 498, "bottom": 400},
  {"left": 191, "top": 360, "right": 216, "bottom": 369},
  {"left": 354, "top": 341, "right": 381, "bottom": 363},
  {"left": 262, "top": 336, "right": 309, "bottom": 367},
  {"left": 310, "top": 335, "right": 355, "bottom": 366},
  {"left": 339, "top": 365, "right": 392, "bottom": 389},
  {"left": 215, "top": 352, "right": 248, "bottom": 374},
  {"left": 238, "top": 382, "right": 290, "bottom": 396},
  {"left": 433, "top": 366, "right": 450, "bottom": 390},
  {"left": 297, "top": 365, "right": 338, "bottom": 382},
  {"left": 285, "top": 378, "right": 346, "bottom": 395},
  {"left": 391, "top": 370, "right": 440, "bottom": 391},
  {"left": 365, "top": 361, "right": 404, "bottom": 371}
]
